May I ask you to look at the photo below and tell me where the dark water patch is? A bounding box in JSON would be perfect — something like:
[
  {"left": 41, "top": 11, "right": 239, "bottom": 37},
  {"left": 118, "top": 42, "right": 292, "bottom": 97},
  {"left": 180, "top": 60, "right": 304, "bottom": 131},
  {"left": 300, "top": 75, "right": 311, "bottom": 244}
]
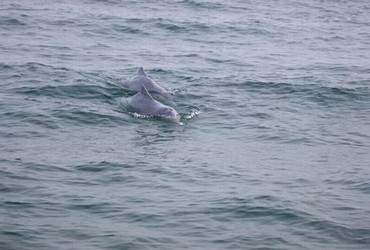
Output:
[
  {"left": 201, "top": 197, "right": 370, "bottom": 245},
  {"left": 154, "top": 19, "right": 212, "bottom": 34},
  {"left": 39, "top": 44, "right": 74, "bottom": 52},
  {"left": 65, "top": 202, "right": 115, "bottom": 213},
  {"left": 246, "top": 112, "right": 274, "bottom": 120},
  {"left": 174, "top": 197, "right": 309, "bottom": 223},
  {"left": 0, "top": 129, "right": 49, "bottom": 139},
  {"left": 2, "top": 200, "right": 37, "bottom": 210},
  {"left": 349, "top": 182, "right": 370, "bottom": 194},
  {"left": 239, "top": 81, "right": 370, "bottom": 106},
  {"left": 257, "top": 133, "right": 314, "bottom": 145},
  {"left": 123, "top": 211, "right": 165, "bottom": 224},
  {"left": 7, "top": 63, "right": 119, "bottom": 91},
  {"left": 73, "top": 161, "right": 135, "bottom": 172},
  {"left": 0, "top": 180, "right": 35, "bottom": 195},
  {"left": 213, "top": 235, "right": 300, "bottom": 250},
  {"left": 205, "top": 57, "right": 236, "bottom": 64},
  {"left": 125, "top": 17, "right": 160, "bottom": 24},
  {"left": 13, "top": 84, "right": 113, "bottom": 101},
  {"left": 2, "top": 110, "right": 59, "bottom": 130},
  {"left": 308, "top": 86, "right": 370, "bottom": 107},
  {"left": 3, "top": 63, "right": 80, "bottom": 86},
  {"left": 0, "top": 62, "right": 14, "bottom": 72},
  {"left": 88, "top": 0, "right": 122, "bottom": 5},
  {"left": 0, "top": 160, "right": 70, "bottom": 189},
  {"left": 325, "top": 178, "right": 370, "bottom": 194},
  {"left": 174, "top": 53, "right": 200, "bottom": 58},
  {"left": 5, "top": 63, "right": 121, "bottom": 100},
  {"left": 301, "top": 219, "right": 370, "bottom": 245},
  {"left": 144, "top": 68, "right": 180, "bottom": 86},
  {"left": 22, "top": 161, "right": 72, "bottom": 173},
  {"left": 105, "top": 238, "right": 179, "bottom": 250},
  {"left": 2, "top": 230, "right": 24, "bottom": 237},
  {"left": 241, "top": 81, "right": 309, "bottom": 95},
  {"left": 180, "top": 0, "right": 227, "bottom": 10},
  {"left": 50, "top": 19, "right": 76, "bottom": 26},
  {"left": 0, "top": 16, "right": 26, "bottom": 26},
  {"left": 149, "top": 68, "right": 174, "bottom": 75},
  {"left": 111, "top": 23, "right": 144, "bottom": 35},
  {"left": 154, "top": 21, "right": 184, "bottom": 33},
  {"left": 53, "top": 107, "right": 129, "bottom": 126},
  {"left": 87, "top": 23, "right": 148, "bottom": 37},
  {"left": 22, "top": 62, "right": 56, "bottom": 72}
]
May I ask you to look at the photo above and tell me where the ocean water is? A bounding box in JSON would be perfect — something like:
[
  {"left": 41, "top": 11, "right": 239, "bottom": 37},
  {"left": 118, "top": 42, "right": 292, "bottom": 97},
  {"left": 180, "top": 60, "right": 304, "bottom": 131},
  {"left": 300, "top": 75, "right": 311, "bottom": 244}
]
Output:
[{"left": 1, "top": 0, "right": 370, "bottom": 249}]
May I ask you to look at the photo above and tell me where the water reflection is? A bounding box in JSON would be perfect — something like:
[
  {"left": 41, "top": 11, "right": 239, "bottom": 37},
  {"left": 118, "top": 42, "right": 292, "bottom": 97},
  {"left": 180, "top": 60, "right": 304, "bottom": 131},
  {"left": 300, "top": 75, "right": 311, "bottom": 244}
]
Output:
[{"left": 132, "top": 122, "right": 187, "bottom": 159}]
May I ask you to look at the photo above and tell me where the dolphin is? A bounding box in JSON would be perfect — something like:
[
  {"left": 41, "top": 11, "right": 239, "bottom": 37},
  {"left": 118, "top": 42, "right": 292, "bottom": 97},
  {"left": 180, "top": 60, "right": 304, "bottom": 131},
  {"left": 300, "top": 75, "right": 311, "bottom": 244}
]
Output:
[
  {"left": 121, "top": 86, "right": 179, "bottom": 121},
  {"left": 121, "top": 67, "right": 171, "bottom": 96}
]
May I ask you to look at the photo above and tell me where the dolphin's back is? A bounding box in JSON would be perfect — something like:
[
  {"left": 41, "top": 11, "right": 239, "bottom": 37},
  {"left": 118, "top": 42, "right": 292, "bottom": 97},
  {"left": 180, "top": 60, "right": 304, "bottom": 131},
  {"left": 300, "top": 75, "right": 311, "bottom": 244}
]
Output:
[
  {"left": 121, "top": 67, "right": 169, "bottom": 95},
  {"left": 127, "top": 93, "right": 158, "bottom": 114},
  {"left": 125, "top": 75, "right": 153, "bottom": 92},
  {"left": 126, "top": 87, "right": 167, "bottom": 115}
]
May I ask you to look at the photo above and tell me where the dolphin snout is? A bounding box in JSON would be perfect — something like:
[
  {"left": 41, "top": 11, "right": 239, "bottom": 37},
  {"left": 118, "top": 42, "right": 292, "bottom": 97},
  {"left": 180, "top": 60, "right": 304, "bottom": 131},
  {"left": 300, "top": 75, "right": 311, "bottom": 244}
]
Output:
[
  {"left": 166, "top": 108, "right": 180, "bottom": 121},
  {"left": 170, "top": 109, "right": 179, "bottom": 118}
]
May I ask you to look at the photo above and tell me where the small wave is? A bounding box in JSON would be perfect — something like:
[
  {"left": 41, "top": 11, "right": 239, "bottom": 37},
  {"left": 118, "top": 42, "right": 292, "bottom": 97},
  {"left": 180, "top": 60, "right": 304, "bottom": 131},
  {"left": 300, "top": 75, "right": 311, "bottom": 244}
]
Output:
[
  {"left": 111, "top": 23, "right": 145, "bottom": 35},
  {"left": 154, "top": 22, "right": 184, "bottom": 32},
  {"left": 309, "top": 86, "right": 369, "bottom": 106},
  {"left": 182, "top": 106, "right": 200, "bottom": 120},
  {"left": 89, "top": 0, "right": 121, "bottom": 4},
  {"left": 13, "top": 84, "right": 113, "bottom": 100},
  {"left": 199, "top": 196, "right": 370, "bottom": 246},
  {"left": 7, "top": 62, "right": 121, "bottom": 100},
  {"left": 2, "top": 110, "right": 59, "bottom": 131},
  {"left": 154, "top": 19, "right": 212, "bottom": 34},
  {"left": 53, "top": 107, "right": 129, "bottom": 126},
  {"left": 325, "top": 178, "right": 370, "bottom": 195},
  {"left": 174, "top": 53, "right": 200, "bottom": 58},
  {"left": 240, "top": 81, "right": 369, "bottom": 106},
  {"left": 73, "top": 161, "right": 134, "bottom": 173},
  {"left": 0, "top": 63, "right": 14, "bottom": 70},
  {"left": 171, "top": 87, "right": 188, "bottom": 95},
  {"left": 180, "top": 0, "right": 226, "bottom": 10},
  {"left": 50, "top": 19, "right": 76, "bottom": 26},
  {"left": 129, "top": 112, "right": 182, "bottom": 125}
]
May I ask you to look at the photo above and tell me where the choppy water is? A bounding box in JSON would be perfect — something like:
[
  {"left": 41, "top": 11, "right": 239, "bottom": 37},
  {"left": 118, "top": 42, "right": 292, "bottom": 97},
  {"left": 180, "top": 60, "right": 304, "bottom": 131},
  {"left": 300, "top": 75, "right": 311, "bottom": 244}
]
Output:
[{"left": 1, "top": 0, "right": 370, "bottom": 249}]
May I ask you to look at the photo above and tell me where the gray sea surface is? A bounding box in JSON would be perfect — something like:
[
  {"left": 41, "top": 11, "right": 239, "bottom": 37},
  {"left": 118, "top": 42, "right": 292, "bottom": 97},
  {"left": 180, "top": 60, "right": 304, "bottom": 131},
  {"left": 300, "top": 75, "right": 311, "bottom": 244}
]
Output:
[{"left": 1, "top": 0, "right": 370, "bottom": 249}]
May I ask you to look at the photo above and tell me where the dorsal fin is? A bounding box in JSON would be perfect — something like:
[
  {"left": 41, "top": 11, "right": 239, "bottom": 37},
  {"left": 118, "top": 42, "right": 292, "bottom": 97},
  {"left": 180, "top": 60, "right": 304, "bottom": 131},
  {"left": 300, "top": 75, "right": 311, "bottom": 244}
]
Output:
[
  {"left": 137, "top": 67, "right": 146, "bottom": 76},
  {"left": 140, "top": 86, "right": 154, "bottom": 100}
]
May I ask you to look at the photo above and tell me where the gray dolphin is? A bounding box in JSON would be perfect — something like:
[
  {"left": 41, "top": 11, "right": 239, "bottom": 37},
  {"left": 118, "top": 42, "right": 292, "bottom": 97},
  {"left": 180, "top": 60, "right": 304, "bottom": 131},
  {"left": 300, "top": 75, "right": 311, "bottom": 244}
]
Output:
[
  {"left": 121, "top": 67, "right": 170, "bottom": 96},
  {"left": 121, "top": 86, "right": 179, "bottom": 121}
]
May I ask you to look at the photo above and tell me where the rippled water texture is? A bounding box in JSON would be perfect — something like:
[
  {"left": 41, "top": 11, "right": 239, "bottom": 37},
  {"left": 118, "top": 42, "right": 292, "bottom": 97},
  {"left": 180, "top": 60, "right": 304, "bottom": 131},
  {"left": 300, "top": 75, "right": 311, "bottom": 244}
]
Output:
[{"left": 1, "top": 0, "right": 370, "bottom": 249}]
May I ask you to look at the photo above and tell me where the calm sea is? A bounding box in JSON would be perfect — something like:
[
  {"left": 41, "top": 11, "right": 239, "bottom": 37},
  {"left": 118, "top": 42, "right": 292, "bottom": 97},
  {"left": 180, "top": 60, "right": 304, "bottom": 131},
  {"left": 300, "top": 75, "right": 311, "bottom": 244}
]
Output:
[{"left": 1, "top": 0, "right": 370, "bottom": 249}]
